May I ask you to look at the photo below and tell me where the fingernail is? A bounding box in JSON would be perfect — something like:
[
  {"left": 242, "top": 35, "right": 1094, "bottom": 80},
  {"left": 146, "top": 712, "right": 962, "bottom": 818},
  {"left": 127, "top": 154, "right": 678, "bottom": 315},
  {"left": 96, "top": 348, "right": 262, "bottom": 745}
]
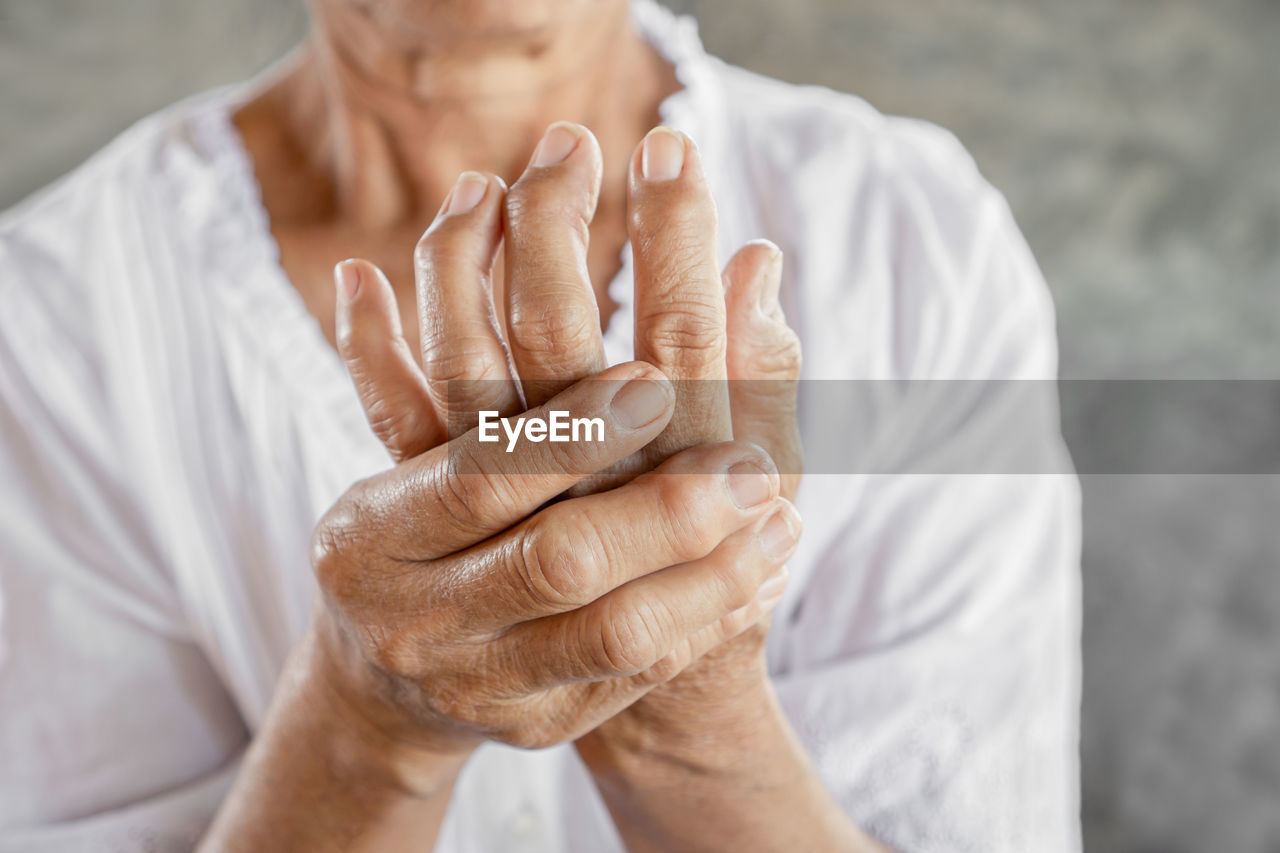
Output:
[
  {"left": 756, "top": 566, "right": 789, "bottom": 606},
  {"left": 445, "top": 171, "right": 489, "bottom": 215},
  {"left": 758, "top": 504, "right": 800, "bottom": 560},
  {"left": 727, "top": 461, "right": 774, "bottom": 509},
  {"left": 641, "top": 127, "right": 686, "bottom": 181},
  {"left": 532, "top": 122, "right": 582, "bottom": 167},
  {"left": 611, "top": 376, "right": 673, "bottom": 429},
  {"left": 334, "top": 259, "right": 361, "bottom": 301}
]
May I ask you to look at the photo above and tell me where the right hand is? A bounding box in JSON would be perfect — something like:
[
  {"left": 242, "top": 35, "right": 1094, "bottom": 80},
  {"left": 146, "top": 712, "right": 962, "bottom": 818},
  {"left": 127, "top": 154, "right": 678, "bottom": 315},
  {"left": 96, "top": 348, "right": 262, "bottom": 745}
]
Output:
[{"left": 307, "top": 360, "right": 799, "bottom": 790}]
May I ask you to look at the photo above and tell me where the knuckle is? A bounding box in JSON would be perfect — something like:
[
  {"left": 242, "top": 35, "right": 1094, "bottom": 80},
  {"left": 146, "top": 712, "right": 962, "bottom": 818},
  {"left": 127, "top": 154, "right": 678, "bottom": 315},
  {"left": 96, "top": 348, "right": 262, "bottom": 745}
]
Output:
[
  {"left": 514, "top": 519, "right": 597, "bottom": 609},
  {"left": 426, "top": 678, "right": 484, "bottom": 726},
  {"left": 506, "top": 286, "right": 598, "bottom": 357},
  {"left": 715, "top": 607, "right": 753, "bottom": 640},
  {"left": 718, "top": 556, "right": 760, "bottom": 611},
  {"left": 310, "top": 489, "right": 373, "bottom": 598},
  {"left": 430, "top": 465, "right": 478, "bottom": 531},
  {"left": 365, "top": 625, "right": 421, "bottom": 678},
  {"left": 427, "top": 451, "right": 507, "bottom": 536},
  {"left": 365, "top": 397, "right": 431, "bottom": 462},
  {"left": 653, "top": 475, "right": 722, "bottom": 561},
  {"left": 641, "top": 304, "right": 727, "bottom": 368},
  {"left": 311, "top": 524, "right": 352, "bottom": 598},
  {"left": 595, "top": 601, "right": 664, "bottom": 676},
  {"left": 421, "top": 340, "right": 508, "bottom": 388},
  {"left": 729, "top": 325, "right": 802, "bottom": 380}
]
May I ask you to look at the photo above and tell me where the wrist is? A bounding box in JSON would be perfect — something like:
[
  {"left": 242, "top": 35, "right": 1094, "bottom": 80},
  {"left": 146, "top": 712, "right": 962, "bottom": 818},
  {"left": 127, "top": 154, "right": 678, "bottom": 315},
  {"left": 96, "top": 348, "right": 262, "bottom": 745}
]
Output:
[
  {"left": 302, "top": 617, "right": 475, "bottom": 799},
  {"left": 200, "top": 624, "right": 471, "bottom": 850},
  {"left": 578, "top": 662, "right": 777, "bottom": 781},
  {"left": 578, "top": 674, "right": 867, "bottom": 853}
]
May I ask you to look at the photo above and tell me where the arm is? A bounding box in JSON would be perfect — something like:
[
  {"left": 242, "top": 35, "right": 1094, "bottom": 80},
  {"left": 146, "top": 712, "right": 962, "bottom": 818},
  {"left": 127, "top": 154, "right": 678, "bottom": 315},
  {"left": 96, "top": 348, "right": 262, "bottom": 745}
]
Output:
[
  {"left": 243, "top": 121, "right": 881, "bottom": 849},
  {"left": 579, "top": 668, "right": 886, "bottom": 852},
  {"left": 580, "top": 157, "right": 1078, "bottom": 850},
  {"left": 200, "top": 629, "right": 464, "bottom": 852},
  {"left": 201, "top": 135, "right": 798, "bottom": 846},
  {"left": 574, "top": 127, "right": 884, "bottom": 851},
  {"left": 348, "top": 122, "right": 883, "bottom": 848},
  {"left": 198, "top": 363, "right": 793, "bottom": 850}
]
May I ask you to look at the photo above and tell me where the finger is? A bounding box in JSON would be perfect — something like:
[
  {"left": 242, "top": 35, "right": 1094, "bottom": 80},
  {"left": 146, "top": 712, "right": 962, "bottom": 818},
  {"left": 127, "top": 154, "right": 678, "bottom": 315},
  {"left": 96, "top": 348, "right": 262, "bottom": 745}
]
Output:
[
  {"left": 360, "top": 361, "right": 675, "bottom": 561},
  {"left": 335, "top": 258, "right": 443, "bottom": 462},
  {"left": 495, "top": 499, "right": 802, "bottom": 691},
  {"left": 723, "top": 240, "right": 804, "bottom": 500},
  {"left": 504, "top": 121, "right": 608, "bottom": 406},
  {"left": 632, "top": 563, "right": 789, "bottom": 687},
  {"left": 445, "top": 440, "right": 781, "bottom": 629},
  {"left": 628, "top": 126, "right": 732, "bottom": 457},
  {"left": 416, "top": 170, "right": 522, "bottom": 436},
  {"left": 515, "top": 567, "right": 791, "bottom": 744}
]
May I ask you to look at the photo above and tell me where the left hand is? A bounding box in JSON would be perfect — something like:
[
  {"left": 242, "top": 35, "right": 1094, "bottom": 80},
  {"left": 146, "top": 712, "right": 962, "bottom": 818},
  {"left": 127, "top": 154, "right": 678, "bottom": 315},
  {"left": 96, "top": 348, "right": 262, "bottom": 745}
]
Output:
[
  {"left": 575, "top": 126, "right": 804, "bottom": 767},
  {"left": 334, "top": 121, "right": 803, "bottom": 760}
]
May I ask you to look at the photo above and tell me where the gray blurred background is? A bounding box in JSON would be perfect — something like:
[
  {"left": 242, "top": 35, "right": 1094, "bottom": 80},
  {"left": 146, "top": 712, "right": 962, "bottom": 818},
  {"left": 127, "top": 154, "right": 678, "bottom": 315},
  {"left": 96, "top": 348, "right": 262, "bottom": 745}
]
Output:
[{"left": 3, "top": 1, "right": 1278, "bottom": 850}]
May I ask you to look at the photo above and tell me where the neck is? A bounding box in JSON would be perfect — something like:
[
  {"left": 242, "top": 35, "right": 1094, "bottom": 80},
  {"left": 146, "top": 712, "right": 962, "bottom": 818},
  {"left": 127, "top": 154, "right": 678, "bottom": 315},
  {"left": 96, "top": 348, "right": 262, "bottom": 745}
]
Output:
[{"left": 245, "top": 0, "right": 674, "bottom": 230}]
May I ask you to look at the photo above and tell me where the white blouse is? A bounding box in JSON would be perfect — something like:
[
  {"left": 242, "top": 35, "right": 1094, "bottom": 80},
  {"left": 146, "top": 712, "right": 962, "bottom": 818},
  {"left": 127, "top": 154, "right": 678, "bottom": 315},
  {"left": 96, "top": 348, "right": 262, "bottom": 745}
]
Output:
[{"left": 0, "top": 2, "right": 1081, "bottom": 851}]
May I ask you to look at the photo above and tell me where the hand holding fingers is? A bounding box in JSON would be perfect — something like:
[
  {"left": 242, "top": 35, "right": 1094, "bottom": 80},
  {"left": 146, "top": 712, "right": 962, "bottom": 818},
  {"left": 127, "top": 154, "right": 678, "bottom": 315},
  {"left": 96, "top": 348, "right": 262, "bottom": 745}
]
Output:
[
  {"left": 503, "top": 122, "right": 609, "bottom": 406},
  {"left": 310, "top": 385, "right": 803, "bottom": 752},
  {"left": 495, "top": 490, "right": 801, "bottom": 691},
  {"left": 443, "top": 440, "right": 782, "bottom": 631},
  {"left": 471, "top": 499, "right": 796, "bottom": 750},
  {"left": 323, "top": 124, "right": 804, "bottom": 759},
  {"left": 316, "top": 361, "right": 676, "bottom": 570}
]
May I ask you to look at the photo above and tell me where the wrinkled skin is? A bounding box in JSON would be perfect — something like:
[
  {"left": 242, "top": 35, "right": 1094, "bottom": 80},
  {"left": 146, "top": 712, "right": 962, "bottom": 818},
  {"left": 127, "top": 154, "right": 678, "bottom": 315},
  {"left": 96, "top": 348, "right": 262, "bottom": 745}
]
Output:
[{"left": 315, "top": 122, "right": 804, "bottom": 763}]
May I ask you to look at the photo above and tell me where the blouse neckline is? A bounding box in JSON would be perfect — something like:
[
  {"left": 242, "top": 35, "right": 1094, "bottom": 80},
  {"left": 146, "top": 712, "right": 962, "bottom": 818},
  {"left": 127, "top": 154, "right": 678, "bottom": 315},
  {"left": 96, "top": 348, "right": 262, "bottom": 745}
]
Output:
[{"left": 179, "top": 0, "right": 719, "bottom": 457}]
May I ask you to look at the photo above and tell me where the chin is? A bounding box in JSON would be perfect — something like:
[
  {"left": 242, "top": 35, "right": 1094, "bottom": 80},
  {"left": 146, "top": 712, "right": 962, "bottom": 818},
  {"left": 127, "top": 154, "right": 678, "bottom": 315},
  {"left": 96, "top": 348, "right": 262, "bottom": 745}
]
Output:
[{"left": 331, "top": 0, "right": 608, "bottom": 39}]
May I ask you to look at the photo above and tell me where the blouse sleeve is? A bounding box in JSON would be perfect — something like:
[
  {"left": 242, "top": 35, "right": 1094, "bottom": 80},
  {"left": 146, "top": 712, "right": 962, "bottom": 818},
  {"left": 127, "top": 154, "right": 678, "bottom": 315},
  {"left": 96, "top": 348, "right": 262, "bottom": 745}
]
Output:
[
  {"left": 773, "top": 177, "right": 1082, "bottom": 852},
  {"left": 0, "top": 220, "right": 247, "bottom": 850}
]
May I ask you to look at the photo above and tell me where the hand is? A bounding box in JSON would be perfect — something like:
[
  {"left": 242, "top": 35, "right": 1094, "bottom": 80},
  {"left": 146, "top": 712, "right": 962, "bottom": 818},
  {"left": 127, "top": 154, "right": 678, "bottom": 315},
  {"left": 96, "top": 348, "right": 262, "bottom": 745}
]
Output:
[
  {"left": 584, "top": 126, "right": 805, "bottom": 764},
  {"left": 202, "top": 126, "right": 804, "bottom": 853},
  {"left": 308, "top": 373, "right": 794, "bottom": 770},
  {"left": 311, "top": 126, "right": 803, "bottom": 782},
  {"left": 307, "top": 123, "right": 868, "bottom": 853},
  {"left": 336, "top": 122, "right": 803, "bottom": 758},
  {"left": 606, "top": 126, "right": 803, "bottom": 732}
]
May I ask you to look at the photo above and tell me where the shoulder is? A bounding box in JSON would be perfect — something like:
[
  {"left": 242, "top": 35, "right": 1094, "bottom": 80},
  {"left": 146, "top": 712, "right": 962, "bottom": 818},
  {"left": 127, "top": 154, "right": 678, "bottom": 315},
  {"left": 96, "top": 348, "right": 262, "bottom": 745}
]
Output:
[
  {"left": 709, "top": 62, "right": 1054, "bottom": 378},
  {"left": 712, "top": 61, "right": 1015, "bottom": 281},
  {"left": 0, "top": 89, "right": 250, "bottom": 399},
  {"left": 715, "top": 61, "right": 999, "bottom": 244},
  {"left": 0, "top": 89, "right": 248, "bottom": 461},
  {"left": 0, "top": 89, "right": 236, "bottom": 309}
]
